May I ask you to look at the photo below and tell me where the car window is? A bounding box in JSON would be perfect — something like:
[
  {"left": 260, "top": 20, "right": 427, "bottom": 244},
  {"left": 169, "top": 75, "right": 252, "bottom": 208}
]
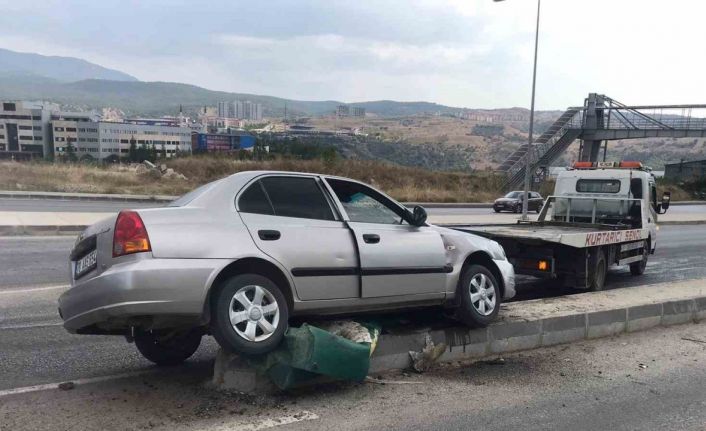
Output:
[
  {"left": 259, "top": 176, "right": 335, "bottom": 221},
  {"left": 238, "top": 180, "right": 274, "bottom": 215},
  {"left": 327, "top": 178, "right": 405, "bottom": 224},
  {"left": 505, "top": 191, "right": 522, "bottom": 199},
  {"left": 169, "top": 180, "right": 220, "bottom": 207}
]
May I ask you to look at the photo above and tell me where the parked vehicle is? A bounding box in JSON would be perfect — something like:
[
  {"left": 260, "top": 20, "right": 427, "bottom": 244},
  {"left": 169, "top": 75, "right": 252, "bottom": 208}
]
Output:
[
  {"left": 58, "top": 171, "right": 515, "bottom": 364},
  {"left": 462, "top": 162, "right": 669, "bottom": 291},
  {"left": 493, "top": 191, "right": 544, "bottom": 213}
]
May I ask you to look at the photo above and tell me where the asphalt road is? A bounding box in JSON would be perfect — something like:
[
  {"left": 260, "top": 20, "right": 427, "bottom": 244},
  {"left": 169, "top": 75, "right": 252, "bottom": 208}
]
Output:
[
  {"left": 0, "top": 224, "right": 705, "bottom": 394},
  {"left": 1, "top": 197, "right": 705, "bottom": 216}
]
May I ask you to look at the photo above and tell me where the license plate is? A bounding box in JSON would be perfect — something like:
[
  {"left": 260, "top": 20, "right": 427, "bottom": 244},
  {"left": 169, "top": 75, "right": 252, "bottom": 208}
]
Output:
[{"left": 74, "top": 249, "right": 98, "bottom": 279}]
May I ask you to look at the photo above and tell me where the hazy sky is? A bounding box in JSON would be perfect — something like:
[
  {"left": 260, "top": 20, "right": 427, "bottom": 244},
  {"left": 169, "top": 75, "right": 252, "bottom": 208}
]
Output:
[{"left": 0, "top": 0, "right": 704, "bottom": 109}]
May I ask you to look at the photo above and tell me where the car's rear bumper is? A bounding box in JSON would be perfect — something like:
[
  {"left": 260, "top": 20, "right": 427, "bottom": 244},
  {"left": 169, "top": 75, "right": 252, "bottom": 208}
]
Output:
[
  {"left": 494, "top": 258, "right": 516, "bottom": 299},
  {"left": 58, "top": 257, "right": 226, "bottom": 333}
]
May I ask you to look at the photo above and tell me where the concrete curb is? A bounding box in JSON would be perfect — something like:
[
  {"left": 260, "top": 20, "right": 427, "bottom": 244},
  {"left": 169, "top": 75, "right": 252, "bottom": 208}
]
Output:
[
  {"left": 1, "top": 191, "right": 704, "bottom": 207},
  {"left": 214, "top": 293, "right": 705, "bottom": 392},
  {"left": 368, "top": 296, "right": 704, "bottom": 374}
]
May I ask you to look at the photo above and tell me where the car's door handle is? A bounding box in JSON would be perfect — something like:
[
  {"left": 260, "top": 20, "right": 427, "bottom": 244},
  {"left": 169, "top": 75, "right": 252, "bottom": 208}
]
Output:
[
  {"left": 363, "top": 234, "right": 380, "bottom": 244},
  {"left": 258, "top": 230, "right": 281, "bottom": 241}
]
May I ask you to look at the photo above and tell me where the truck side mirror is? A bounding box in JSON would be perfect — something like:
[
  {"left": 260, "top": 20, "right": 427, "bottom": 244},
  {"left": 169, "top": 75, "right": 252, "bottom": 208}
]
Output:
[{"left": 658, "top": 191, "right": 671, "bottom": 214}]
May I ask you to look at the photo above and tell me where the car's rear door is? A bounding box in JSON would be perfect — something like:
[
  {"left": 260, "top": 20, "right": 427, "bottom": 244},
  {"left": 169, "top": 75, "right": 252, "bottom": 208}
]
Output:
[
  {"left": 237, "top": 174, "right": 359, "bottom": 300},
  {"left": 324, "top": 178, "right": 448, "bottom": 298}
]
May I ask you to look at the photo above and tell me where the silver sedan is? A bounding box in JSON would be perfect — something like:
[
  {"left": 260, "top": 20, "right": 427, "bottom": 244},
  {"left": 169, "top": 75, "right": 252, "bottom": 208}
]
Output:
[{"left": 58, "top": 171, "right": 515, "bottom": 364}]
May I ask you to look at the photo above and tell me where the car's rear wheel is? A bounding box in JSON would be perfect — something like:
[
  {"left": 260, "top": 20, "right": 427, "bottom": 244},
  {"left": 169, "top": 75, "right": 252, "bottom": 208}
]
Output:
[
  {"left": 456, "top": 264, "right": 501, "bottom": 327},
  {"left": 211, "top": 273, "right": 288, "bottom": 356},
  {"left": 134, "top": 328, "right": 202, "bottom": 366}
]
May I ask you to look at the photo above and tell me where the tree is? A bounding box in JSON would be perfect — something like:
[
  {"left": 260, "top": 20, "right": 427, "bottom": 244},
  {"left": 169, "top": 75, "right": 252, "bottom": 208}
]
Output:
[
  {"left": 65, "top": 141, "right": 77, "bottom": 162},
  {"left": 160, "top": 143, "right": 167, "bottom": 159},
  {"left": 149, "top": 143, "right": 157, "bottom": 163},
  {"left": 128, "top": 137, "right": 138, "bottom": 162}
]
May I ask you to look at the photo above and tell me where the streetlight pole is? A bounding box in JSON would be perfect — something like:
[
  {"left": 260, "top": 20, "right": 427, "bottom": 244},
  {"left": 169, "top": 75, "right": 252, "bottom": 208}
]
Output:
[{"left": 495, "top": 0, "right": 541, "bottom": 221}]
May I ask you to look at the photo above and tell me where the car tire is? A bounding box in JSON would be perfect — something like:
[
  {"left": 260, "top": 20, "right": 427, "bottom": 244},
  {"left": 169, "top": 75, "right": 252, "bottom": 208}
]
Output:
[
  {"left": 588, "top": 248, "right": 607, "bottom": 291},
  {"left": 456, "top": 264, "right": 501, "bottom": 327},
  {"left": 211, "top": 273, "right": 289, "bottom": 356},
  {"left": 134, "top": 328, "right": 202, "bottom": 366},
  {"left": 493, "top": 208, "right": 501, "bottom": 213},
  {"left": 513, "top": 204, "right": 520, "bottom": 213},
  {"left": 629, "top": 240, "right": 649, "bottom": 276}
]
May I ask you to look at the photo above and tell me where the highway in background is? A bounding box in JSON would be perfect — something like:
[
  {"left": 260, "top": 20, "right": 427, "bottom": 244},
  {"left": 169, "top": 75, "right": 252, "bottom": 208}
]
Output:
[{"left": 1, "top": 197, "right": 705, "bottom": 215}]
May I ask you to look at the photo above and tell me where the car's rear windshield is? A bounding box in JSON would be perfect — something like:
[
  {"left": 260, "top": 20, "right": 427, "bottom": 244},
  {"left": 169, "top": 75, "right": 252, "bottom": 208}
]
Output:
[
  {"left": 168, "top": 181, "right": 219, "bottom": 207},
  {"left": 576, "top": 179, "right": 621, "bottom": 193},
  {"left": 504, "top": 191, "right": 522, "bottom": 198}
]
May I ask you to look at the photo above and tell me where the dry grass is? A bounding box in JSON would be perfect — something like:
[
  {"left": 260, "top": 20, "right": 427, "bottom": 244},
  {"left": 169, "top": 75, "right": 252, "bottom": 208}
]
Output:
[{"left": 0, "top": 157, "right": 504, "bottom": 202}]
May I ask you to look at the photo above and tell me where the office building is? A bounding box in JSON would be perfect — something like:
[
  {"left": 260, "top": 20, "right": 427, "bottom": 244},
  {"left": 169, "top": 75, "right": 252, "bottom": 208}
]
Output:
[
  {"left": 53, "top": 119, "right": 192, "bottom": 161},
  {"left": 0, "top": 101, "right": 58, "bottom": 160}
]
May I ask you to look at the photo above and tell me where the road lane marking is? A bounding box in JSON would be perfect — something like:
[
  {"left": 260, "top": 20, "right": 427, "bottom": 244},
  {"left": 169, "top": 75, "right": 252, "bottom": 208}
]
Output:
[
  {"left": 0, "top": 370, "right": 152, "bottom": 398},
  {"left": 0, "top": 321, "right": 63, "bottom": 330},
  {"left": 195, "top": 411, "right": 320, "bottom": 431},
  {"left": 0, "top": 284, "right": 68, "bottom": 295}
]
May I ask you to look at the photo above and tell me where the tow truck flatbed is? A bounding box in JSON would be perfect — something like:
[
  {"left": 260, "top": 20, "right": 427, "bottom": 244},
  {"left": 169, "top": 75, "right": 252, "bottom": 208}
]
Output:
[{"left": 455, "top": 222, "right": 648, "bottom": 249}]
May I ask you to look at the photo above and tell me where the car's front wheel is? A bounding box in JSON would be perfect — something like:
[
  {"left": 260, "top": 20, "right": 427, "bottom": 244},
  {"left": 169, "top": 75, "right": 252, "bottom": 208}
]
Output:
[
  {"left": 456, "top": 264, "right": 501, "bottom": 327},
  {"left": 211, "top": 273, "right": 289, "bottom": 356},
  {"left": 134, "top": 328, "right": 202, "bottom": 366}
]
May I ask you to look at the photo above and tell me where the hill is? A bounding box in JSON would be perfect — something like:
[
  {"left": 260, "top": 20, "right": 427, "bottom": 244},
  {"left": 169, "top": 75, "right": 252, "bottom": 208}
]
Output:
[
  {"left": 0, "top": 75, "right": 464, "bottom": 118},
  {"left": 0, "top": 48, "right": 138, "bottom": 82}
]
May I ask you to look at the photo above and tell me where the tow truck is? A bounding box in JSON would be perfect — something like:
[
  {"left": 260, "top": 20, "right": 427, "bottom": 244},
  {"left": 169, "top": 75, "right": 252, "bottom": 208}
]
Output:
[{"left": 457, "top": 161, "right": 671, "bottom": 290}]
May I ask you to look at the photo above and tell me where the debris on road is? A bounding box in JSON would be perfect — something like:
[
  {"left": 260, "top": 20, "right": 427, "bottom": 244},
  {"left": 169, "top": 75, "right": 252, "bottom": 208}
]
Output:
[
  {"left": 250, "top": 321, "right": 380, "bottom": 390},
  {"left": 409, "top": 334, "right": 447, "bottom": 373},
  {"left": 58, "top": 382, "right": 75, "bottom": 391},
  {"left": 681, "top": 337, "right": 706, "bottom": 345}
]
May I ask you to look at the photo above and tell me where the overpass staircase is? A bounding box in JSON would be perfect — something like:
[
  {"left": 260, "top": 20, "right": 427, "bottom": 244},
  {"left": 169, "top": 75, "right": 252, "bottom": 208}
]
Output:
[
  {"left": 500, "top": 107, "right": 582, "bottom": 190},
  {"left": 497, "top": 94, "right": 706, "bottom": 191}
]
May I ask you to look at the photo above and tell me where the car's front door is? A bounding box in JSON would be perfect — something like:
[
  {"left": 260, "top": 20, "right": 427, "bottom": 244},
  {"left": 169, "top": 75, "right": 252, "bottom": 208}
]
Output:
[
  {"left": 237, "top": 175, "right": 359, "bottom": 301},
  {"left": 324, "top": 178, "right": 448, "bottom": 298}
]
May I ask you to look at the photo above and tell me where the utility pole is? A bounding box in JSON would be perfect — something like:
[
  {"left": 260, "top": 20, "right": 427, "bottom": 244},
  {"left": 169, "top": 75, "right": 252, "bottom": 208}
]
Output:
[{"left": 495, "top": 0, "right": 541, "bottom": 221}]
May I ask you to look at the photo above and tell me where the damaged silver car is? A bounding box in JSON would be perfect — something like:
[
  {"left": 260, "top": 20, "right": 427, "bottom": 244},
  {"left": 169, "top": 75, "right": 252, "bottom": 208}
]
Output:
[{"left": 58, "top": 171, "right": 515, "bottom": 364}]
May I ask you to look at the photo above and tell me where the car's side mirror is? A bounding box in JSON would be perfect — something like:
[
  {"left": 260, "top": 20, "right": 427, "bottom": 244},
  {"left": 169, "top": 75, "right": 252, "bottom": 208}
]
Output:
[
  {"left": 409, "top": 205, "right": 428, "bottom": 227},
  {"left": 657, "top": 191, "right": 671, "bottom": 214}
]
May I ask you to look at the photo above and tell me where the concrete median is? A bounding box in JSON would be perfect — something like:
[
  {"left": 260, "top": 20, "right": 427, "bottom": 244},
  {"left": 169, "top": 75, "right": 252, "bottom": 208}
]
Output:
[{"left": 214, "top": 279, "right": 704, "bottom": 392}]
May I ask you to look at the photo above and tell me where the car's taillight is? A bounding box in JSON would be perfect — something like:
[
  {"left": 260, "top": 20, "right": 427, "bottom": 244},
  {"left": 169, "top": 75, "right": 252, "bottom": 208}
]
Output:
[{"left": 113, "top": 210, "right": 151, "bottom": 257}]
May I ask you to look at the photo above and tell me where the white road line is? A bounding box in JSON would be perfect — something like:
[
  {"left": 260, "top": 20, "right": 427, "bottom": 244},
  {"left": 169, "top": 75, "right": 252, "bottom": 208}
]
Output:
[
  {"left": 0, "top": 321, "right": 63, "bottom": 330},
  {"left": 0, "top": 370, "right": 151, "bottom": 398},
  {"left": 196, "top": 411, "right": 320, "bottom": 431},
  {"left": 0, "top": 285, "right": 68, "bottom": 295}
]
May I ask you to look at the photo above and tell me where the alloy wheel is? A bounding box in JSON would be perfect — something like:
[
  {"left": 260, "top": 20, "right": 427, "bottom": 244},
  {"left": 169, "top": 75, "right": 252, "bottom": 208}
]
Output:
[
  {"left": 468, "top": 273, "right": 496, "bottom": 316},
  {"left": 228, "top": 284, "right": 280, "bottom": 342}
]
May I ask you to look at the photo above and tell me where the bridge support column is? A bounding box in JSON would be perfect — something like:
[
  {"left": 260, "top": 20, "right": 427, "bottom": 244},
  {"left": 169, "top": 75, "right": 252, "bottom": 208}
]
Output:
[{"left": 579, "top": 93, "right": 606, "bottom": 162}]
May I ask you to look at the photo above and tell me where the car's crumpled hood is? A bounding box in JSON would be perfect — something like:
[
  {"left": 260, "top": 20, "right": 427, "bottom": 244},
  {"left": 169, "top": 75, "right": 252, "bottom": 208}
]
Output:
[{"left": 428, "top": 224, "right": 502, "bottom": 257}]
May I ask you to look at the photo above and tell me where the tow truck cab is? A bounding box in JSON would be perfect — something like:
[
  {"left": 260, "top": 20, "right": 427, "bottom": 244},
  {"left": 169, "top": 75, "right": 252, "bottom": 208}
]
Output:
[{"left": 552, "top": 161, "right": 671, "bottom": 254}]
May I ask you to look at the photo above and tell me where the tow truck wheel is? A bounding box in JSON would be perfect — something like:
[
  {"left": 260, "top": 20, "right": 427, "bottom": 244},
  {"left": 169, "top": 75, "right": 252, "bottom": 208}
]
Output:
[
  {"left": 630, "top": 240, "right": 649, "bottom": 276},
  {"left": 211, "top": 273, "right": 289, "bottom": 356},
  {"left": 456, "top": 264, "right": 501, "bottom": 327},
  {"left": 134, "top": 328, "right": 202, "bottom": 366},
  {"left": 588, "top": 249, "right": 607, "bottom": 291}
]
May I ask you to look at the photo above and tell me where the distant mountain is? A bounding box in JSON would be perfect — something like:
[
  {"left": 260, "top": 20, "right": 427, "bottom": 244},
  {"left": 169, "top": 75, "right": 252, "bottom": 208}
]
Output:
[
  {"left": 0, "top": 75, "right": 464, "bottom": 117},
  {"left": 0, "top": 48, "right": 138, "bottom": 83}
]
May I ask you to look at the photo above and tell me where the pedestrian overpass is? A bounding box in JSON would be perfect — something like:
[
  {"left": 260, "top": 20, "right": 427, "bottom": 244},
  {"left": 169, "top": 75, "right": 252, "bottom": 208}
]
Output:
[{"left": 498, "top": 93, "right": 706, "bottom": 190}]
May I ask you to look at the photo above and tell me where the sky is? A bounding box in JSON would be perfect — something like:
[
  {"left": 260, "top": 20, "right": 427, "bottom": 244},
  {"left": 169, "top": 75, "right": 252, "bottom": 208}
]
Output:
[{"left": 0, "top": 0, "right": 705, "bottom": 109}]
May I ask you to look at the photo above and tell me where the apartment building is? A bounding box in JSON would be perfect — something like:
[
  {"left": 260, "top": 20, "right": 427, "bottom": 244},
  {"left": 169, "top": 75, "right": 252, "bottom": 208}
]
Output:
[
  {"left": 0, "top": 101, "right": 57, "bottom": 160},
  {"left": 217, "top": 100, "right": 263, "bottom": 121}
]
